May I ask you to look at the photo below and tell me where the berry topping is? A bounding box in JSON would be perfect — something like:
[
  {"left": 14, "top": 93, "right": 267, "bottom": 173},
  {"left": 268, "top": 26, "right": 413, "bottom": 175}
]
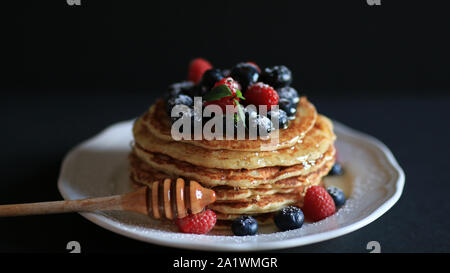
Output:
[
  {"left": 302, "top": 186, "right": 336, "bottom": 222},
  {"left": 326, "top": 186, "right": 346, "bottom": 207},
  {"left": 231, "top": 216, "right": 258, "bottom": 236},
  {"left": 246, "top": 61, "right": 261, "bottom": 73},
  {"left": 328, "top": 163, "right": 344, "bottom": 176},
  {"left": 213, "top": 77, "right": 240, "bottom": 97},
  {"left": 175, "top": 209, "right": 216, "bottom": 234},
  {"left": 167, "top": 81, "right": 195, "bottom": 99},
  {"left": 204, "top": 77, "right": 244, "bottom": 114},
  {"left": 259, "top": 65, "right": 292, "bottom": 88},
  {"left": 229, "top": 62, "right": 259, "bottom": 92},
  {"left": 274, "top": 206, "right": 304, "bottom": 231},
  {"left": 267, "top": 109, "right": 289, "bottom": 130},
  {"left": 277, "top": 86, "right": 299, "bottom": 104},
  {"left": 278, "top": 98, "right": 297, "bottom": 117},
  {"left": 165, "top": 93, "right": 194, "bottom": 118},
  {"left": 204, "top": 96, "right": 238, "bottom": 113},
  {"left": 187, "top": 58, "right": 213, "bottom": 84},
  {"left": 221, "top": 69, "right": 231, "bottom": 77},
  {"left": 245, "top": 107, "right": 274, "bottom": 137},
  {"left": 199, "top": 68, "right": 225, "bottom": 91},
  {"left": 245, "top": 82, "right": 279, "bottom": 109}
]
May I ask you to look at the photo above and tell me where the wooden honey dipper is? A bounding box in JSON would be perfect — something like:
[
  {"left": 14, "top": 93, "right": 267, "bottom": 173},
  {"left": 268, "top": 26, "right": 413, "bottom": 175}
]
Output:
[{"left": 0, "top": 178, "right": 216, "bottom": 219}]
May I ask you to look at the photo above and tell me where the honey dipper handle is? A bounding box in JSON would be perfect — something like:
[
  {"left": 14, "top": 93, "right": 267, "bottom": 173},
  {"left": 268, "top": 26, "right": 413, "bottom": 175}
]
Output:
[{"left": 0, "top": 187, "right": 149, "bottom": 217}]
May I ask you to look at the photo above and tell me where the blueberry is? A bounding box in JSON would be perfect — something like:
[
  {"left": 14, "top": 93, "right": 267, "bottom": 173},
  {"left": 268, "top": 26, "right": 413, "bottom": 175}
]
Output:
[
  {"left": 222, "top": 69, "right": 231, "bottom": 77},
  {"left": 232, "top": 216, "right": 258, "bottom": 236},
  {"left": 267, "top": 109, "right": 289, "bottom": 130},
  {"left": 277, "top": 86, "right": 299, "bottom": 104},
  {"left": 259, "top": 65, "right": 292, "bottom": 88},
  {"left": 328, "top": 163, "right": 344, "bottom": 176},
  {"left": 277, "top": 87, "right": 299, "bottom": 118},
  {"left": 327, "top": 186, "right": 346, "bottom": 207},
  {"left": 230, "top": 63, "right": 259, "bottom": 92},
  {"left": 245, "top": 108, "right": 273, "bottom": 137},
  {"left": 199, "top": 68, "right": 225, "bottom": 91},
  {"left": 184, "top": 84, "right": 208, "bottom": 97},
  {"left": 166, "top": 81, "right": 195, "bottom": 99},
  {"left": 274, "top": 206, "right": 304, "bottom": 231},
  {"left": 165, "top": 94, "right": 194, "bottom": 119},
  {"left": 278, "top": 98, "right": 298, "bottom": 117}
]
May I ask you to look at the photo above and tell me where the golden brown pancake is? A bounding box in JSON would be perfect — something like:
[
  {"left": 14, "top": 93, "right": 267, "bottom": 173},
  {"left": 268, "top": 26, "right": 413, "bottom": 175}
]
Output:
[
  {"left": 213, "top": 186, "right": 300, "bottom": 201},
  {"left": 143, "top": 97, "right": 317, "bottom": 151},
  {"left": 129, "top": 145, "right": 335, "bottom": 188},
  {"left": 212, "top": 159, "right": 333, "bottom": 201},
  {"left": 214, "top": 213, "right": 275, "bottom": 229},
  {"left": 133, "top": 114, "right": 335, "bottom": 170},
  {"left": 208, "top": 193, "right": 301, "bottom": 214}
]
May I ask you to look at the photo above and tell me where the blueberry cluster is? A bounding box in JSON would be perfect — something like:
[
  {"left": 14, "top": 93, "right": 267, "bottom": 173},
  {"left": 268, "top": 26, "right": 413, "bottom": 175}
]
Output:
[{"left": 164, "top": 61, "right": 300, "bottom": 136}]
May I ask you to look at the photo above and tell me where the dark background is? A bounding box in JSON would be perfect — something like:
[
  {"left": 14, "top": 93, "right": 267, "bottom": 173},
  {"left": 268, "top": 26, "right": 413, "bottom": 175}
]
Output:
[
  {"left": 5, "top": 0, "right": 450, "bottom": 95},
  {"left": 1, "top": 0, "right": 449, "bottom": 253}
]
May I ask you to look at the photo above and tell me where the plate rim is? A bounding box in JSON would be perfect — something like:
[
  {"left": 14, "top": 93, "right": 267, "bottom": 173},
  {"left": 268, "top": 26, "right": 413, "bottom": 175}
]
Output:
[{"left": 57, "top": 119, "right": 405, "bottom": 251}]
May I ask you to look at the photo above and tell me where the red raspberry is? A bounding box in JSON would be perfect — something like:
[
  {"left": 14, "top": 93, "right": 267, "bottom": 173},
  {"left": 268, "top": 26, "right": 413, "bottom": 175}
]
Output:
[
  {"left": 245, "top": 82, "right": 279, "bottom": 109},
  {"left": 213, "top": 77, "right": 240, "bottom": 96},
  {"left": 175, "top": 209, "right": 216, "bottom": 234},
  {"left": 302, "top": 186, "right": 336, "bottom": 222},
  {"left": 246, "top": 61, "right": 261, "bottom": 73},
  {"left": 205, "top": 77, "right": 241, "bottom": 113},
  {"left": 188, "top": 58, "right": 213, "bottom": 84},
  {"left": 204, "top": 97, "right": 238, "bottom": 113}
]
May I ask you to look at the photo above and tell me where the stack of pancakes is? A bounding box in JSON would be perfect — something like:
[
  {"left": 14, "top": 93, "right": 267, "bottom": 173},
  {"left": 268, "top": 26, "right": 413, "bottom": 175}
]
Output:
[{"left": 129, "top": 97, "right": 336, "bottom": 228}]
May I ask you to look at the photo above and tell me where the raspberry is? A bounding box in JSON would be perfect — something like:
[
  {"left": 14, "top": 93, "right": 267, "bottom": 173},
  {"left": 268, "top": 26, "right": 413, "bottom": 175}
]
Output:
[
  {"left": 188, "top": 58, "right": 213, "bottom": 84},
  {"left": 175, "top": 209, "right": 216, "bottom": 234},
  {"left": 302, "top": 186, "right": 336, "bottom": 222},
  {"left": 205, "top": 77, "right": 241, "bottom": 113},
  {"left": 213, "top": 77, "right": 240, "bottom": 96},
  {"left": 204, "top": 96, "right": 238, "bottom": 113},
  {"left": 245, "top": 82, "right": 279, "bottom": 109}
]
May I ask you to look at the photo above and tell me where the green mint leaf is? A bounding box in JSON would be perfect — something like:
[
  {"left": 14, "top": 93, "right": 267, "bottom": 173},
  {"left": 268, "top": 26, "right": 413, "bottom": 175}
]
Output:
[
  {"left": 235, "top": 89, "right": 245, "bottom": 100},
  {"left": 234, "top": 99, "right": 246, "bottom": 123},
  {"left": 203, "top": 85, "right": 233, "bottom": 102}
]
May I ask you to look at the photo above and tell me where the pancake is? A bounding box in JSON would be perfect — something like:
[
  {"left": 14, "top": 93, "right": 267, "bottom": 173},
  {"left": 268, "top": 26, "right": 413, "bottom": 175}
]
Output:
[
  {"left": 208, "top": 193, "right": 301, "bottom": 214},
  {"left": 133, "top": 114, "right": 335, "bottom": 170},
  {"left": 213, "top": 186, "right": 301, "bottom": 201},
  {"left": 215, "top": 212, "right": 275, "bottom": 221},
  {"left": 130, "top": 153, "right": 332, "bottom": 202},
  {"left": 129, "top": 144, "right": 335, "bottom": 188},
  {"left": 143, "top": 97, "right": 317, "bottom": 151},
  {"left": 214, "top": 213, "right": 275, "bottom": 229},
  {"left": 212, "top": 159, "right": 333, "bottom": 201},
  {"left": 128, "top": 93, "right": 337, "bottom": 228}
]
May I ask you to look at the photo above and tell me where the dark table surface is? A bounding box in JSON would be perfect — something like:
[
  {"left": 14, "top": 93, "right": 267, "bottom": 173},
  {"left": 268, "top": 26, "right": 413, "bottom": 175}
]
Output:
[{"left": 1, "top": 92, "right": 449, "bottom": 253}]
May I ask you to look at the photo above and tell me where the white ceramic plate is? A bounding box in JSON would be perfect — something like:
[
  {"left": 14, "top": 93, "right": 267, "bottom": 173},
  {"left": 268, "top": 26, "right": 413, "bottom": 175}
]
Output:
[{"left": 57, "top": 119, "right": 405, "bottom": 251}]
